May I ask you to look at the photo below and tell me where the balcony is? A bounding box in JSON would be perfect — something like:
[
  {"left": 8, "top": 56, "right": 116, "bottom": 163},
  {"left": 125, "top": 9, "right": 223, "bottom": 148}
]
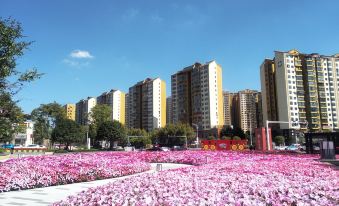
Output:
[{"left": 295, "top": 60, "right": 302, "bottom": 66}]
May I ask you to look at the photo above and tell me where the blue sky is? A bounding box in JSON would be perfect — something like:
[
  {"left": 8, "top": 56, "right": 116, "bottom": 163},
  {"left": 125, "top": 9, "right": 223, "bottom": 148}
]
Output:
[{"left": 1, "top": 0, "right": 339, "bottom": 114}]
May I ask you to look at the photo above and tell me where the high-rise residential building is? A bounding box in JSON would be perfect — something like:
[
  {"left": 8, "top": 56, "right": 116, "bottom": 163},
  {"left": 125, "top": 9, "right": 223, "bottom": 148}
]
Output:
[
  {"left": 223, "top": 91, "right": 232, "bottom": 126},
  {"left": 237, "top": 89, "right": 260, "bottom": 133},
  {"left": 260, "top": 59, "right": 278, "bottom": 126},
  {"left": 127, "top": 78, "right": 166, "bottom": 131},
  {"left": 171, "top": 61, "right": 224, "bottom": 132},
  {"left": 97, "top": 89, "right": 126, "bottom": 125},
  {"left": 64, "top": 104, "right": 76, "bottom": 121},
  {"left": 255, "top": 92, "right": 263, "bottom": 128},
  {"left": 166, "top": 96, "right": 173, "bottom": 125},
  {"left": 125, "top": 93, "right": 130, "bottom": 128},
  {"left": 230, "top": 92, "right": 239, "bottom": 128},
  {"left": 76, "top": 97, "right": 97, "bottom": 125},
  {"left": 261, "top": 49, "right": 339, "bottom": 132}
]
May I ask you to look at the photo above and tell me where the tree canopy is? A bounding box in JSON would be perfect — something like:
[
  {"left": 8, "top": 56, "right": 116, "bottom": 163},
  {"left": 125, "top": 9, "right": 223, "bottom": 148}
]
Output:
[
  {"left": 51, "top": 118, "right": 85, "bottom": 150},
  {"left": 273, "top": 136, "right": 285, "bottom": 146},
  {"left": 31, "top": 102, "right": 66, "bottom": 144},
  {"left": 220, "top": 126, "right": 246, "bottom": 139},
  {"left": 0, "top": 18, "right": 42, "bottom": 142},
  {"left": 152, "top": 123, "right": 195, "bottom": 147},
  {"left": 89, "top": 104, "right": 112, "bottom": 127},
  {"left": 97, "top": 120, "right": 126, "bottom": 150},
  {"left": 0, "top": 92, "right": 23, "bottom": 142},
  {"left": 127, "top": 128, "right": 150, "bottom": 148}
]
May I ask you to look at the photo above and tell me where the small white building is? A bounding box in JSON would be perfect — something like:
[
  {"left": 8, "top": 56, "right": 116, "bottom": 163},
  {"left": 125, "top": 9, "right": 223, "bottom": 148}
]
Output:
[{"left": 14, "top": 120, "right": 34, "bottom": 146}]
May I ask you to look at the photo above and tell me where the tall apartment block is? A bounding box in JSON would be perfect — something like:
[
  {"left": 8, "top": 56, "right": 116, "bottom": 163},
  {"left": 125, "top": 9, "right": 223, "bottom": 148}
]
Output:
[
  {"left": 63, "top": 104, "right": 76, "bottom": 121},
  {"left": 171, "top": 60, "right": 224, "bottom": 131},
  {"left": 125, "top": 93, "right": 130, "bottom": 128},
  {"left": 75, "top": 97, "right": 97, "bottom": 125},
  {"left": 260, "top": 59, "right": 278, "bottom": 126},
  {"left": 127, "top": 78, "right": 166, "bottom": 131},
  {"left": 232, "top": 89, "right": 262, "bottom": 133},
  {"left": 166, "top": 96, "right": 173, "bottom": 125},
  {"left": 223, "top": 91, "right": 232, "bottom": 126},
  {"left": 97, "top": 89, "right": 126, "bottom": 125},
  {"left": 261, "top": 49, "right": 339, "bottom": 132}
]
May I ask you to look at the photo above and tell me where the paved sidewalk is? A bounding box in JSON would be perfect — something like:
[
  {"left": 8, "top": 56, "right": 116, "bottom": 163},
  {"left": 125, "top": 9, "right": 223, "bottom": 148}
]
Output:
[{"left": 0, "top": 163, "right": 191, "bottom": 206}]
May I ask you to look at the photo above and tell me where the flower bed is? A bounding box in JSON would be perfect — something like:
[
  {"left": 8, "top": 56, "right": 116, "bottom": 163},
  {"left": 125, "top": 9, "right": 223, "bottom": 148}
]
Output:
[
  {"left": 0, "top": 152, "right": 150, "bottom": 192},
  {"left": 54, "top": 151, "right": 339, "bottom": 206}
]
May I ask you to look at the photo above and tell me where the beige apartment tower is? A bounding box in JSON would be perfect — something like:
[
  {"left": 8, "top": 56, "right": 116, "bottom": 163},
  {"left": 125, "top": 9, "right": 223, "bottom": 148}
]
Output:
[
  {"left": 171, "top": 60, "right": 224, "bottom": 131},
  {"left": 223, "top": 91, "right": 232, "bottom": 126},
  {"left": 75, "top": 97, "right": 97, "bottom": 125},
  {"left": 261, "top": 49, "right": 339, "bottom": 132},
  {"left": 97, "top": 89, "right": 126, "bottom": 125},
  {"left": 127, "top": 78, "right": 166, "bottom": 131},
  {"left": 232, "top": 90, "right": 261, "bottom": 133}
]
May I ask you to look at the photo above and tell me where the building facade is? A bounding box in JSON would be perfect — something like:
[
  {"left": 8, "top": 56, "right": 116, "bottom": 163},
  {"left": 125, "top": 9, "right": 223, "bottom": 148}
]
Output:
[
  {"left": 166, "top": 96, "right": 173, "bottom": 125},
  {"left": 75, "top": 97, "right": 97, "bottom": 125},
  {"left": 127, "top": 78, "right": 166, "bottom": 131},
  {"left": 261, "top": 49, "right": 339, "bottom": 132},
  {"left": 238, "top": 90, "right": 260, "bottom": 133},
  {"left": 97, "top": 89, "right": 126, "bottom": 125},
  {"left": 171, "top": 61, "right": 224, "bottom": 131},
  {"left": 13, "top": 120, "right": 34, "bottom": 146},
  {"left": 223, "top": 91, "right": 232, "bottom": 126},
  {"left": 125, "top": 93, "right": 130, "bottom": 128},
  {"left": 64, "top": 104, "right": 76, "bottom": 121},
  {"left": 260, "top": 59, "right": 278, "bottom": 126}
]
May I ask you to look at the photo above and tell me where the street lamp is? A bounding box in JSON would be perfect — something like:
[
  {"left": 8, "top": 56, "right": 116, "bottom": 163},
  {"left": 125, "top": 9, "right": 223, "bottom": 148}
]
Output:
[
  {"left": 192, "top": 123, "right": 199, "bottom": 148},
  {"left": 85, "top": 120, "right": 91, "bottom": 150}
]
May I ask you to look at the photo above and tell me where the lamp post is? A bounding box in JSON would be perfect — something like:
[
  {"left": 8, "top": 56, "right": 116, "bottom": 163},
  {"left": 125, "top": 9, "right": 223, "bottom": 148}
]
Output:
[
  {"left": 192, "top": 123, "right": 199, "bottom": 148},
  {"left": 86, "top": 120, "right": 90, "bottom": 150}
]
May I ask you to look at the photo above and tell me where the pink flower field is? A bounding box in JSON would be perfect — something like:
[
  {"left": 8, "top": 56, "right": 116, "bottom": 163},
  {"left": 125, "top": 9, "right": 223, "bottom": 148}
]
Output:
[
  {"left": 52, "top": 151, "right": 338, "bottom": 206},
  {"left": 1, "top": 151, "right": 338, "bottom": 205},
  {"left": 0, "top": 152, "right": 150, "bottom": 192}
]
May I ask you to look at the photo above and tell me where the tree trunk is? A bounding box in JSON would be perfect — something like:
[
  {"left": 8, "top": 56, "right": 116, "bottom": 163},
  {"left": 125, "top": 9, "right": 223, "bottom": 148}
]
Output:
[{"left": 109, "top": 140, "right": 113, "bottom": 150}]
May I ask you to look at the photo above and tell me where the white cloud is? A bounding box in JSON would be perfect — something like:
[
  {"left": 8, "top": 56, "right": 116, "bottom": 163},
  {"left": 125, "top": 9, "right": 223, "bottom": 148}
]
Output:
[{"left": 70, "top": 50, "right": 94, "bottom": 59}]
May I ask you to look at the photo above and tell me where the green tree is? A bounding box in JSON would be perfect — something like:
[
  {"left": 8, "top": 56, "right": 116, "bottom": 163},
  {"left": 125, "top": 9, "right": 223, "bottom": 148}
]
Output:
[
  {"left": 207, "top": 136, "right": 215, "bottom": 140},
  {"left": 31, "top": 102, "right": 66, "bottom": 144},
  {"left": 233, "top": 127, "right": 246, "bottom": 139},
  {"left": 97, "top": 120, "right": 126, "bottom": 150},
  {"left": 89, "top": 104, "right": 112, "bottom": 148},
  {"left": 152, "top": 123, "right": 195, "bottom": 147},
  {"left": 221, "top": 136, "right": 231, "bottom": 140},
  {"left": 0, "top": 92, "right": 24, "bottom": 142},
  {"left": 273, "top": 136, "right": 285, "bottom": 145},
  {"left": 220, "top": 126, "right": 234, "bottom": 137},
  {"left": 127, "top": 128, "right": 150, "bottom": 148},
  {"left": 0, "top": 18, "right": 42, "bottom": 142},
  {"left": 51, "top": 118, "right": 85, "bottom": 150},
  {"left": 233, "top": 136, "right": 241, "bottom": 140},
  {"left": 89, "top": 104, "right": 112, "bottom": 127},
  {"left": 128, "top": 128, "right": 148, "bottom": 137},
  {"left": 220, "top": 126, "right": 245, "bottom": 139}
]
